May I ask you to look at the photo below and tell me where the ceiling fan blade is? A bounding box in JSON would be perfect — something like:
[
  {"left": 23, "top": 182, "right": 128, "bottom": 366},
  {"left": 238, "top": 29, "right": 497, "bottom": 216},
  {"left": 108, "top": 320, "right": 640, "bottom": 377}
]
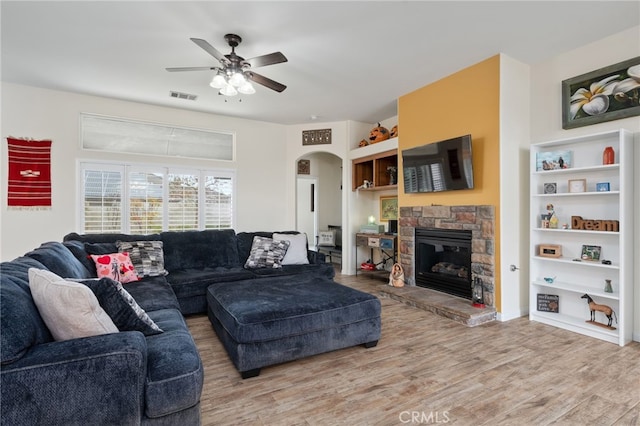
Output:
[
  {"left": 247, "top": 71, "right": 287, "bottom": 93},
  {"left": 245, "top": 52, "right": 287, "bottom": 68},
  {"left": 190, "top": 38, "right": 230, "bottom": 65},
  {"left": 166, "top": 66, "right": 217, "bottom": 72}
]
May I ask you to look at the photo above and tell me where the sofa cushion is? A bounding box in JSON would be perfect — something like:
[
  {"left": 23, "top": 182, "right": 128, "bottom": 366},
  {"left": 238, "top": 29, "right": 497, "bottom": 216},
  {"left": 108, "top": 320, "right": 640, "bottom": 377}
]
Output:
[
  {"left": 161, "top": 229, "right": 240, "bottom": 271},
  {"left": 0, "top": 256, "right": 48, "bottom": 287},
  {"left": 62, "top": 240, "right": 96, "bottom": 277},
  {"left": 273, "top": 233, "right": 309, "bottom": 265},
  {"left": 207, "top": 276, "right": 381, "bottom": 344},
  {"left": 166, "top": 267, "right": 254, "bottom": 299},
  {"left": 63, "top": 232, "right": 162, "bottom": 244},
  {"left": 250, "top": 262, "right": 335, "bottom": 279},
  {"left": 80, "top": 278, "right": 163, "bottom": 336},
  {"left": 90, "top": 252, "right": 139, "bottom": 284},
  {"left": 0, "top": 273, "right": 53, "bottom": 364},
  {"left": 144, "top": 309, "right": 203, "bottom": 418},
  {"left": 124, "top": 276, "right": 181, "bottom": 313},
  {"left": 244, "top": 236, "right": 289, "bottom": 269},
  {"left": 25, "top": 241, "right": 92, "bottom": 279},
  {"left": 28, "top": 269, "right": 119, "bottom": 341},
  {"left": 116, "top": 240, "right": 168, "bottom": 278}
]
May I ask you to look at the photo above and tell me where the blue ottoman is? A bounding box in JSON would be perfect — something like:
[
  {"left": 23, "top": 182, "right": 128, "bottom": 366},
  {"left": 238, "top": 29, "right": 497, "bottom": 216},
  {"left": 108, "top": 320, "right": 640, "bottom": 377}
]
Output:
[{"left": 206, "top": 276, "right": 381, "bottom": 378}]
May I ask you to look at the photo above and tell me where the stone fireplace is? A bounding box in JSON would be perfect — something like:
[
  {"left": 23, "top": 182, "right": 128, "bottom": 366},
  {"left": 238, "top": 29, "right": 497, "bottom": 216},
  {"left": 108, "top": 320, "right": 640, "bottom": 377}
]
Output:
[{"left": 398, "top": 205, "right": 495, "bottom": 307}]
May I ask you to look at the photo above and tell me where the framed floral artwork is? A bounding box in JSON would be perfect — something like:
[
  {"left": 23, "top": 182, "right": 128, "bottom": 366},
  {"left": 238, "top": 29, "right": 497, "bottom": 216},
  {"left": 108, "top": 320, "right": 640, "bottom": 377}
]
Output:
[
  {"left": 379, "top": 196, "right": 398, "bottom": 221},
  {"left": 562, "top": 56, "right": 640, "bottom": 129}
]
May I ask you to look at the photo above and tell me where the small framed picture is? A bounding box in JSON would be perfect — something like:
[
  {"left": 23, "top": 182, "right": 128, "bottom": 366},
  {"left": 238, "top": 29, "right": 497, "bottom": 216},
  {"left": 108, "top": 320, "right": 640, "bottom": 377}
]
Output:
[
  {"left": 297, "top": 159, "right": 310, "bottom": 175},
  {"left": 537, "top": 294, "right": 559, "bottom": 313},
  {"left": 568, "top": 178, "right": 587, "bottom": 193},
  {"left": 581, "top": 245, "right": 601, "bottom": 262},
  {"left": 543, "top": 182, "right": 557, "bottom": 194},
  {"left": 596, "top": 182, "right": 610, "bottom": 192},
  {"left": 379, "top": 196, "right": 398, "bottom": 221},
  {"left": 536, "top": 150, "right": 572, "bottom": 171}
]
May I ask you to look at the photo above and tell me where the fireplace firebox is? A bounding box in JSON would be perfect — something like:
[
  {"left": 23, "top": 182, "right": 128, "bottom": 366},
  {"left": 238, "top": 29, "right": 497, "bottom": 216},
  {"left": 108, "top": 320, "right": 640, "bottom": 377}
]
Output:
[{"left": 415, "top": 228, "right": 472, "bottom": 299}]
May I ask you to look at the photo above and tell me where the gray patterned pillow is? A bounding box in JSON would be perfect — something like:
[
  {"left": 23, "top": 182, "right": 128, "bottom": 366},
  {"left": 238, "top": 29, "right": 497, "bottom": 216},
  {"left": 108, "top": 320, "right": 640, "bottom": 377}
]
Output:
[
  {"left": 116, "top": 240, "right": 167, "bottom": 278},
  {"left": 80, "top": 278, "right": 163, "bottom": 336},
  {"left": 244, "top": 236, "right": 290, "bottom": 269}
]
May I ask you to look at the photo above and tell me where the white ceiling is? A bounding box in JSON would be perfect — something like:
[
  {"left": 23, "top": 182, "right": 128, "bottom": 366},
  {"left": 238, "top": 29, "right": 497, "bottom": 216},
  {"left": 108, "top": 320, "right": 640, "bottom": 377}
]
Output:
[{"left": 2, "top": 1, "right": 639, "bottom": 125}]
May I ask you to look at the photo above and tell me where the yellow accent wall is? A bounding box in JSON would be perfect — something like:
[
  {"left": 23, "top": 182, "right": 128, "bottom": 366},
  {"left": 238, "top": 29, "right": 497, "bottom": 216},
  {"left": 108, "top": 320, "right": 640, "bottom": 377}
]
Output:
[{"left": 397, "top": 55, "right": 502, "bottom": 310}]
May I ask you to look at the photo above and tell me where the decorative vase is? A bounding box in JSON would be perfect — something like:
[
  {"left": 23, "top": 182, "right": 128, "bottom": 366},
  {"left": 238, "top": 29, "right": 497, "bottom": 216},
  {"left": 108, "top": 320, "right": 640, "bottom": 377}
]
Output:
[
  {"left": 603, "top": 146, "right": 615, "bottom": 165},
  {"left": 549, "top": 213, "right": 559, "bottom": 229},
  {"left": 604, "top": 279, "right": 613, "bottom": 293}
]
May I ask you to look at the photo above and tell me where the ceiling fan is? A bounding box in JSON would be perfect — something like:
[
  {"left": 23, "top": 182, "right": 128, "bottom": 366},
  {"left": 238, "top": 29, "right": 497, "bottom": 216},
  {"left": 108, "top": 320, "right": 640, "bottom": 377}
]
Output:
[{"left": 166, "top": 34, "right": 287, "bottom": 96}]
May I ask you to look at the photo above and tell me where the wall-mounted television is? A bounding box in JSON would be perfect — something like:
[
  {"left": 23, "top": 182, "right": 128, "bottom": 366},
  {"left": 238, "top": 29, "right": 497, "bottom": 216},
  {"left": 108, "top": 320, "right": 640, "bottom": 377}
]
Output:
[{"left": 402, "top": 134, "right": 474, "bottom": 193}]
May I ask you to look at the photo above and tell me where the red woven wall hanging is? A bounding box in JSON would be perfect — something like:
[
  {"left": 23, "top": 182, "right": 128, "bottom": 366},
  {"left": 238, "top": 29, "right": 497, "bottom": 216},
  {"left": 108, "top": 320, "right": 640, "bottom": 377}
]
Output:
[{"left": 6, "top": 137, "right": 52, "bottom": 209}]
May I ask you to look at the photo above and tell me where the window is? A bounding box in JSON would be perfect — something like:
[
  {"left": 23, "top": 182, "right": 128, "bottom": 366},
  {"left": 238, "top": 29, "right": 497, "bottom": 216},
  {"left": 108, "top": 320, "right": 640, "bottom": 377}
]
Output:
[
  {"left": 80, "top": 162, "right": 234, "bottom": 234},
  {"left": 80, "top": 113, "right": 234, "bottom": 161}
]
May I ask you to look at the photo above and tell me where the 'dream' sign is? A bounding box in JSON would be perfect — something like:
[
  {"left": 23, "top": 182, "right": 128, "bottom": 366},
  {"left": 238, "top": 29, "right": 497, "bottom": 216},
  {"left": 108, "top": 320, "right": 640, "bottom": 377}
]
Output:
[{"left": 571, "top": 216, "right": 619, "bottom": 232}]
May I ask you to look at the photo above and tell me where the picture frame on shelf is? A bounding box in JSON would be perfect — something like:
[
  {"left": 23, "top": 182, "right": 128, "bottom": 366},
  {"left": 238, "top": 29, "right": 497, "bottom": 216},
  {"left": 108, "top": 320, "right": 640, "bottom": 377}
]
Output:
[
  {"left": 536, "top": 150, "right": 572, "bottom": 171},
  {"left": 543, "top": 182, "right": 557, "bottom": 194},
  {"left": 581, "top": 245, "right": 601, "bottom": 262},
  {"left": 562, "top": 56, "right": 640, "bottom": 129},
  {"left": 537, "top": 294, "right": 559, "bottom": 313},
  {"left": 538, "top": 244, "right": 562, "bottom": 258},
  {"left": 568, "top": 178, "right": 587, "bottom": 193},
  {"left": 596, "top": 182, "right": 610, "bottom": 192},
  {"left": 379, "top": 196, "right": 398, "bottom": 221}
]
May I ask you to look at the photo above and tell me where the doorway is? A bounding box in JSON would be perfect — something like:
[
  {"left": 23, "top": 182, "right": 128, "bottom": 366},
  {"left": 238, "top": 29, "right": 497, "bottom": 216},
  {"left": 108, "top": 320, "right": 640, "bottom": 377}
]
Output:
[
  {"left": 295, "top": 152, "right": 342, "bottom": 252},
  {"left": 296, "top": 177, "right": 317, "bottom": 248}
]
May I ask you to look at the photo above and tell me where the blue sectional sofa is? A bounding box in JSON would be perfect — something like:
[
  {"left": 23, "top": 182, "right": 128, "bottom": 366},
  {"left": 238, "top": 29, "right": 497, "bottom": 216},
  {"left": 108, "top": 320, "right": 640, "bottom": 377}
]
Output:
[{"left": 1, "top": 229, "right": 333, "bottom": 425}]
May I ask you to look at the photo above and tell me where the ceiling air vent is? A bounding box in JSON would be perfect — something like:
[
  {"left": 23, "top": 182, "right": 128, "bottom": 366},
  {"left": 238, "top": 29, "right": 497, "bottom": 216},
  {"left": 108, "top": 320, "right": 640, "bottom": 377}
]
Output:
[{"left": 169, "top": 91, "right": 197, "bottom": 101}]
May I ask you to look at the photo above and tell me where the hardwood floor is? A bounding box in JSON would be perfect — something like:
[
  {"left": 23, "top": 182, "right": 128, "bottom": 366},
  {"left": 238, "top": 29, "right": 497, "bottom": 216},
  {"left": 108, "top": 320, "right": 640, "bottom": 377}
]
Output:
[{"left": 186, "top": 270, "right": 640, "bottom": 425}]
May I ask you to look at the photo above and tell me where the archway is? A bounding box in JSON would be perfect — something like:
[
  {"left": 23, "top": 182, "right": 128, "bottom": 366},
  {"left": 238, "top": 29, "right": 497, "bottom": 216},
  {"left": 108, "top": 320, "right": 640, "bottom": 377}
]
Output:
[{"left": 295, "top": 152, "right": 342, "bottom": 256}]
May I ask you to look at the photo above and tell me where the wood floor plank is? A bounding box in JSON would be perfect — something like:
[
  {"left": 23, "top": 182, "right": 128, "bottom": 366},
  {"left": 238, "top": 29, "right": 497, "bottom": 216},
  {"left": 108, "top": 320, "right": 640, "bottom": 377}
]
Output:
[{"left": 187, "top": 269, "right": 640, "bottom": 425}]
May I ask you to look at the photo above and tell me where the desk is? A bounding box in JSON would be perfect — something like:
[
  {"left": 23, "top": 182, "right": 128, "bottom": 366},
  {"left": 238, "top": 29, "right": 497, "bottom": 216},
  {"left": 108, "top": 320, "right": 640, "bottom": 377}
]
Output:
[{"left": 355, "top": 233, "right": 397, "bottom": 279}]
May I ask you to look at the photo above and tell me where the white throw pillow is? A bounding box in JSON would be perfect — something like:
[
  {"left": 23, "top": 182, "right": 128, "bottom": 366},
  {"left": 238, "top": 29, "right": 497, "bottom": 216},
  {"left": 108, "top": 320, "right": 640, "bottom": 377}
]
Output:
[
  {"left": 317, "top": 230, "right": 336, "bottom": 247},
  {"left": 28, "top": 268, "right": 118, "bottom": 341},
  {"left": 274, "top": 233, "right": 310, "bottom": 265}
]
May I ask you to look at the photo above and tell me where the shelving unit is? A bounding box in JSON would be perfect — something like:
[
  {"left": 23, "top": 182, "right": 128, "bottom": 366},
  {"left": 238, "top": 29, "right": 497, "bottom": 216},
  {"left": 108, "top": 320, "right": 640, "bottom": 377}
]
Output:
[
  {"left": 350, "top": 137, "right": 398, "bottom": 191},
  {"left": 529, "top": 129, "right": 634, "bottom": 346}
]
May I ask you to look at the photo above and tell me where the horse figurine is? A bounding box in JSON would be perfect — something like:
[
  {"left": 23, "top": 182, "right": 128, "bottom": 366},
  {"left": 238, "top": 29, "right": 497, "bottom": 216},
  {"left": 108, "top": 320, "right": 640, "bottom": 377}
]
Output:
[{"left": 581, "top": 294, "right": 617, "bottom": 327}]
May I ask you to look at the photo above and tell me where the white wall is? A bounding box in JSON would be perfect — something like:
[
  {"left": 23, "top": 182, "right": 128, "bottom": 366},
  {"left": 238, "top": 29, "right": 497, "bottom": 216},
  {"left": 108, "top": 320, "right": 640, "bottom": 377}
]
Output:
[
  {"left": 529, "top": 26, "right": 640, "bottom": 340},
  {"left": 499, "top": 54, "right": 531, "bottom": 321},
  {"left": 1, "top": 83, "right": 290, "bottom": 261}
]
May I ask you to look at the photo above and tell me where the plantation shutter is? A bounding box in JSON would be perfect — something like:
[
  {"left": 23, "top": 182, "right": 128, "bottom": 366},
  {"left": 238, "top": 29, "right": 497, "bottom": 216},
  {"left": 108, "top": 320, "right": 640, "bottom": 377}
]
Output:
[
  {"left": 204, "top": 175, "right": 233, "bottom": 229},
  {"left": 129, "top": 171, "right": 163, "bottom": 234},
  {"left": 168, "top": 173, "right": 199, "bottom": 231},
  {"left": 80, "top": 162, "right": 234, "bottom": 233},
  {"left": 83, "top": 169, "right": 123, "bottom": 233}
]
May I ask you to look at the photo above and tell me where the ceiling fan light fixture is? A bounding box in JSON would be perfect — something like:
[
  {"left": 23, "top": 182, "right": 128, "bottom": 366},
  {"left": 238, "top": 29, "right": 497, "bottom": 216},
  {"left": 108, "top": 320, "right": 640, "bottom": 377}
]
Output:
[
  {"left": 228, "top": 71, "right": 246, "bottom": 87},
  {"left": 210, "top": 74, "right": 226, "bottom": 89},
  {"left": 238, "top": 81, "right": 256, "bottom": 95},
  {"left": 219, "top": 83, "right": 238, "bottom": 96}
]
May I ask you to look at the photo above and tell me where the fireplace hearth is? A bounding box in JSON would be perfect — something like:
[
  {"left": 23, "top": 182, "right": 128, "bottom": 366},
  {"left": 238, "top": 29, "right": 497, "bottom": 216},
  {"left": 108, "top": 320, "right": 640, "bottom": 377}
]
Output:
[{"left": 415, "top": 228, "right": 472, "bottom": 299}]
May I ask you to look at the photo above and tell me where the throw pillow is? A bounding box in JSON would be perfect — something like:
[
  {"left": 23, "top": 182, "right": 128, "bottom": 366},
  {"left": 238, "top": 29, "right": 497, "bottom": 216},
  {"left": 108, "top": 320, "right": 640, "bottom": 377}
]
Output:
[
  {"left": 116, "top": 240, "right": 168, "bottom": 278},
  {"left": 318, "top": 230, "right": 336, "bottom": 247},
  {"left": 28, "top": 268, "right": 118, "bottom": 341},
  {"left": 244, "top": 236, "right": 290, "bottom": 269},
  {"left": 90, "top": 252, "right": 139, "bottom": 284},
  {"left": 80, "top": 278, "right": 163, "bottom": 335},
  {"left": 273, "top": 232, "right": 309, "bottom": 265}
]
